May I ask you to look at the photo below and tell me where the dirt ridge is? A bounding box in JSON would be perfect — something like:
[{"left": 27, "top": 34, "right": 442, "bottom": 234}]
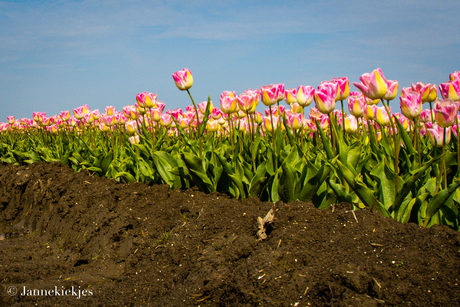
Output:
[{"left": 1, "top": 162, "right": 460, "bottom": 306}]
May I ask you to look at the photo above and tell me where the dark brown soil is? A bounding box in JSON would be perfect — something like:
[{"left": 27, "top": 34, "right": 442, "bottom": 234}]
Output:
[{"left": 0, "top": 162, "right": 460, "bottom": 306}]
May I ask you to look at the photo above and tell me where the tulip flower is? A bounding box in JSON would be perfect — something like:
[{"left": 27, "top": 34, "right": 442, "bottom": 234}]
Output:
[
  {"left": 296, "top": 85, "right": 315, "bottom": 107},
  {"left": 364, "top": 105, "right": 377, "bottom": 121},
  {"left": 237, "top": 93, "right": 255, "bottom": 113},
  {"left": 314, "top": 82, "right": 338, "bottom": 114},
  {"left": 400, "top": 91, "right": 422, "bottom": 120},
  {"left": 260, "top": 84, "right": 278, "bottom": 106},
  {"left": 348, "top": 92, "right": 367, "bottom": 118},
  {"left": 353, "top": 68, "right": 388, "bottom": 100},
  {"left": 439, "top": 80, "right": 460, "bottom": 101},
  {"left": 433, "top": 98, "right": 459, "bottom": 128},
  {"left": 105, "top": 106, "right": 116, "bottom": 116},
  {"left": 308, "top": 107, "right": 323, "bottom": 122},
  {"left": 420, "top": 109, "right": 434, "bottom": 123},
  {"left": 290, "top": 102, "right": 302, "bottom": 113},
  {"left": 206, "top": 119, "right": 219, "bottom": 132},
  {"left": 136, "top": 92, "right": 157, "bottom": 109},
  {"left": 73, "top": 104, "right": 90, "bottom": 120},
  {"left": 427, "top": 124, "right": 451, "bottom": 147},
  {"left": 344, "top": 115, "right": 358, "bottom": 134},
  {"left": 286, "top": 112, "right": 304, "bottom": 130},
  {"left": 220, "top": 92, "right": 238, "bottom": 114},
  {"left": 125, "top": 120, "right": 138, "bottom": 134},
  {"left": 450, "top": 71, "right": 460, "bottom": 82},
  {"left": 83, "top": 112, "right": 95, "bottom": 124},
  {"left": 332, "top": 77, "right": 350, "bottom": 101},
  {"left": 150, "top": 108, "right": 162, "bottom": 122},
  {"left": 263, "top": 115, "right": 278, "bottom": 132},
  {"left": 275, "top": 83, "right": 285, "bottom": 102},
  {"left": 284, "top": 88, "right": 297, "bottom": 104},
  {"left": 375, "top": 106, "right": 391, "bottom": 127},
  {"left": 129, "top": 135, "right": 140, "bottom": 145},
  {"left": 7, "top": 116, "right": 14, "bottom": 124},
  {"left": 172, "top": 68, "right": 193, "bottom": 91},
  {"left": 384, "top": 80, "right": 399, "bottom": 101},
  {"left": 160, "top": 114, "right": 172, "bottom": 127},
  {"left": 60, "top": 111, "right": 70, "bottom": 121},
  {"left": 318, "top": 114, "right": 329, "bottom": 131}
]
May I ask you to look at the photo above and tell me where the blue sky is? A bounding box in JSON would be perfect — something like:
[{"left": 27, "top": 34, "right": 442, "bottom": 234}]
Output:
[{"left": 1, "top": 0, "right": 459, "bottom": 121}]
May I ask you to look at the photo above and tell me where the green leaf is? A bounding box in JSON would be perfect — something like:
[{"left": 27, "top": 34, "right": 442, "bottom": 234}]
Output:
[
  {"left": 424, "top": 180, "right": 460, "bottom": 226},
  {"left": 101, "top": 152, "right": 113, "bottom": 174},
  {"left": 336, "top": 160, "right": 390, "bottom": 217},
  {"left": 249, "top": 161, "right": 268, "bottom": 198},
  {"left": 394, "top": 116, "right": 416, "bottom": 155},
  {"left": 279, "top": 161, "right": 297, "bottom": 202},
  {"left": 393, "top": 155, "right": 443, "bottom": 214},
  {"left": 152, "top": 151, "right": 179, "bottom": 187},
  {"left": 115, "top": 172, "right": 136, "bottom": 183},
  {"left": 370, "top": 160, "right": 396, "bottom": 209}
]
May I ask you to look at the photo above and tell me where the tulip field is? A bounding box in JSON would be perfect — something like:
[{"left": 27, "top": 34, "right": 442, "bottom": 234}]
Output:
[{"left": 2, "top": 68, "right": 460, "bottom": 230}]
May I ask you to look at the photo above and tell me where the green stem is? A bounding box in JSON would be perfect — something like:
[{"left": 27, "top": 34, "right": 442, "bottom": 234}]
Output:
[
  {"left": 186, "top": 89, "right": 202, "bottom": 158},
  {"left": 381, "top": 99, "right": 399, "bottom": 194},
  {"left": 269, "top": 110, "right": 277, "bottom": 170}
]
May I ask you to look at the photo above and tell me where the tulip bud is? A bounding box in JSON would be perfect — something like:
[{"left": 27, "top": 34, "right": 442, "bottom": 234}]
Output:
[
  {"left": 296, "top": 85, "right": 315, "bottom": 107},
  {"left": 172, "top": 68, "right": 193, "bottom": 91},
  {"left": 353, "top": 68, "right": 388, "bottom": 100}
]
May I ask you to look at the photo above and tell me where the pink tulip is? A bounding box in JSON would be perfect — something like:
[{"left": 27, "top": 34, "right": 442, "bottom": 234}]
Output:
[
  {"left": 172, "top": 68, "right": 193, "bottom": 91},
  {"left": 220, "top": 91, "right": 238, "bottom": 114},
  {"left": 167, "top": 108, "right": 183, "bottom": 121},
  {"left": 439, "top": 80, "right": 460, "bottom": 101},
  {"left": 92, "top": 109, "right": 101, "bottom": 120},
  {"left": 206, "top": 119, "right": 219, "bottom": 132},
  {"left": 125, "top": 120, "right": 138, "bottom": 134},
  {"left": 411, "top": 82, "right": 433, "bottom": 103},
  {"left": 263, "top": 115, "right": 279, "bottom": 132},
  {"left": 433, "top": 98, "right": 459, "bottom": 127},
  {"left": 237, "top": 93, "right": 255, "bottom": 113},
  {"left": 348, "top": 92, "right": 367, "bottom": 118},
  {"left": 305, "top": 120, "right": 317, "bottom": 133},
  {"left": 420, "top": 109, "right": 434, "bottom": 123},
  {"left": 344, "top": 115, "right": 358, "bottom": 134},
  {"left": 353, "top": 68, "right": 388, "bottom": 100},
  {"left": 332, "top": 77, "right": 350, "bottom": 101},
  {"left": 83, "top": 112, "right": 95, "bottom": 124},
  {"left": 260, "top": 84, "right": 278, "bottom": 106},
  {"left": 314, "top": 82, "right": 338, "bottom": 114},
  {"left": 318, "top": 114, "right": 330, "bottom": 131},
  {"left": 150, "top": 108, "right": 162, "bottom": 122},
  {"left": 284, "top": 88, "right": 297, "bottom": 104},
  {"left": 308, "top": 107, "right": 323, "bottom": 122},
  {"left": 290, "top": 102, "right": 302, "bottom": 113},
  {"left": 375, "top": 106, "right": 391, "bottom": 127},
  {"left": 129, "top": 135, "right": 140, "bottom": 145},
  {"left": 136, "top": 92, "right": 157, "bottom": 109},
  {"left": 60, "top": 111, "right": 70, "bottom": 121},
  {"left": 384, "top": 80, "right": 399, "bottom": 101},
  {"left": 7, "top": 116, "right": 14, "bottom": 124},
  {"left": 105, "top": 106, "right": 116, "bottom": 115},
  {"left": 286, "top": 112, "right": 304, "bottom": 130},
  {"left": 211, "top": 108, "right": 223, "bottom": 120},
  {"left": 427, "top": 124, "right": 451, "bottom": 147},
  {"left": 265, "top": 105, "right": 285, "bottom": 117},
  {"left": 400, "top": 91, "right": 422, "bottom": 120},
  {"left": 198, "top": 100, "right": 213, "bottom": 114},
  {"left": 364, "top": 105, "right": 378, "bottom": 120},
  {"left": 160, "top": 114, "right": 172, "bottom": 127},
  {"left": 450, "top": 71, "right": 460, "bottom": 82},
  {"left": 275, "top": 83, "right": 285, "bottom": 102},
  {"left": 73, "top": 104, "right": 90, "bottom": 120},
  {"left": 296, "top": 85, "right": 315, "bottom": 107}
]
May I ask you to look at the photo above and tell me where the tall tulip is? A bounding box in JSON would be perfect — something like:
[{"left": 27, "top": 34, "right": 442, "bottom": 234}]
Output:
[
  {"left": 332, "top": 77, "right": 350, "bottom": 101},
  {"left": 375, "top": 106, "right": 391, "bottom": 127},
  {"left": 450, "top": 71, "right": 460, "bottom": 82},
  {"left": 353, "top": 68, "right": 388, "bottom": 100},
  {"left": 172, "top": 68, "right": 193, "bottom": 91},
  {"left": 260, "top": 84, "right": 278, "bottom": 107}
]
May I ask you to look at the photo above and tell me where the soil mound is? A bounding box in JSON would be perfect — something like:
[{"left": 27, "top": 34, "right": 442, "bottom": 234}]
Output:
[{"left": 1, "top": 162, "right": 460, "bottom": 306}]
